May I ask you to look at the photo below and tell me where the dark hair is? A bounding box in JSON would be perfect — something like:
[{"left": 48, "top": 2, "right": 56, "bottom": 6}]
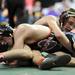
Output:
[{"left": 59, "top": 8, "right": 75, "bottom": 28}]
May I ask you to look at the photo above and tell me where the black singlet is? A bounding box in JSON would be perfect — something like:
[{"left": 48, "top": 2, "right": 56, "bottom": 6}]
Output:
[{"left": 29, "top": 32, "right": 75, "bottom": 57}]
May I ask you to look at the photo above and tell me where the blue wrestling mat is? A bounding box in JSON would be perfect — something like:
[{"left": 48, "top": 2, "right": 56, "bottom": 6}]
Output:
[{"left": 0, "top": 64, "right": 75, "bottom": 75}]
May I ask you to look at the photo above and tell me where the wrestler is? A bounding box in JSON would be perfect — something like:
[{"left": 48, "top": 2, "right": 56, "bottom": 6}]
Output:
[{"left": 1, "top": 8, "right": 75, "bottom": 69}]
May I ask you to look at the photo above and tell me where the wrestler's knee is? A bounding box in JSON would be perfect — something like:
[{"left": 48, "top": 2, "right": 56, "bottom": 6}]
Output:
[
  {"left": 17, "top": 23, "right": 31, "bottom": 30},
  {"left": 17, "top": 23, "right": 34, "bottom": 33}
]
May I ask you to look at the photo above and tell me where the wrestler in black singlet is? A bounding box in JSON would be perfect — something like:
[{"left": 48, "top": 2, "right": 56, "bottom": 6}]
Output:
[{"left": 29, "top": 32, "right": 75, "bottom": 57}]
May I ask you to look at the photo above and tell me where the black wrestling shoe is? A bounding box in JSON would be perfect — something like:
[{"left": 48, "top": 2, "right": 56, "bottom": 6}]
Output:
[{"left": 39, "top": 53, "right": 71, "bottom": 70}]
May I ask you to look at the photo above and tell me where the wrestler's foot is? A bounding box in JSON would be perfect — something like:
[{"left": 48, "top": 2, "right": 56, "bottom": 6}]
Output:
[{"left": 39, "top": 54, "right": 71, "bottom": 70}]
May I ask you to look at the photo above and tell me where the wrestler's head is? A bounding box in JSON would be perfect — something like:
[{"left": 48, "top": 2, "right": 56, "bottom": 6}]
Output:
[
  {"left": 59, "top": 8, "right": 75, "bottom": 32},
  {"left": 0, "top": 22, "right": 13, "bottom": 52}
]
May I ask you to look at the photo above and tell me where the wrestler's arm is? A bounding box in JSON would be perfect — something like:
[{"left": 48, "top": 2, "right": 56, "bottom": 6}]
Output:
[
  {"left": 34, "top": 16, "right": 58, "bottom": 25},
  {"left": 34, "top": 16, "right": 48, "bottom": 25},
  {"left": 34, "top": 16, "right": 72, "bottom": 50},
  {"left": 71, "top": 30, "right": 75, "bottom": 50}
]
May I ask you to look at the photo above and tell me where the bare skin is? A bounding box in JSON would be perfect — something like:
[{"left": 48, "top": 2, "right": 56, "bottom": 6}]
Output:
[
  {"left": 0, "top": 24, "right": 51, "bottom": 66},
  {"left": 34, "top": 16, "right": 75, "bottom": 65},
  {"left": 34, "top": 16, "right": 72, "bottom": 50},
  {"left": 0, "top": 15, "right": 75, "bottom": 66}
]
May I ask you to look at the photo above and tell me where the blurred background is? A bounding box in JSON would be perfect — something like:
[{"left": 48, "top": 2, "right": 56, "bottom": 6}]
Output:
[{"left": 0, "top": 0, "right": 75, "bottom": 28}]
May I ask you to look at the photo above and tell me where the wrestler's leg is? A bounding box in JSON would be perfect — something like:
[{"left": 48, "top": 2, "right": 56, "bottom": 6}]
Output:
[
  {"left": 11, "top": 24, "right": 51, "bottom": 56},
  {"left": 13, "top": 24, "right": 51, "bottom": 43},
  {"left": 0, "top": 44, "right": 45, "bottom": 65},
  {"left": 53, "top": 51, "right": 68, "bottom": 56},
  {"left": 13, "top": 24, "right": 35, "bottom": 49},
  {"left": 53, "top": 51, "right": 75, "bottom": 65},
  {"left": 0, "top": 47, "right": 72, "bottom": 69},
  {"left": 69, "top": 57, "right": 75, "bottom": 65},
  {"left": 0, "top": 45, "right": 33, "bottom": 60}
]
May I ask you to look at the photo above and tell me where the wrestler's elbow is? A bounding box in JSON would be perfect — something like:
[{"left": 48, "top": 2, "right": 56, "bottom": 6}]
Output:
[
  {"left": 55, "top": 34, "right": 62, "bottom": 40},
  {"left": 55, "top": 32, "right": 65, "bottom": 40}
]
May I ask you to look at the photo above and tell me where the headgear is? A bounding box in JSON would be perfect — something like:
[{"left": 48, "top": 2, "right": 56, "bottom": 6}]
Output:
[
  {"left": 59, "top": 8, "right": 75, "bottom": 27},
  {"left": 0, "top": 22, "right": 13, "bottom": 36}
]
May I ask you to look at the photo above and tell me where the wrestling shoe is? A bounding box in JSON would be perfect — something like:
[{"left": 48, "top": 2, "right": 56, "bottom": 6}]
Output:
[{"left": 39, "top": 52, "right": 71, "bottom": 70}]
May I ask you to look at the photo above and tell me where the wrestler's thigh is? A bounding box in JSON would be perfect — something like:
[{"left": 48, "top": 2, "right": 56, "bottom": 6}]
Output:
[
  {"left": 13, "top": 24, "right": 33, "bottom": 38},
  {"left": 14, "top": 24, "right": 51, "bottom": 43},
  {"left": 17, "top": 24, "right": 51, "bottom": 38},
  {"left": 31, "top": 25, "right": 51, "bottom": 40}
]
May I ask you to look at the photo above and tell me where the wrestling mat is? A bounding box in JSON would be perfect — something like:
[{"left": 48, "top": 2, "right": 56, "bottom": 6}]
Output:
[{"left": 0, "top": 64, "right": 75, "bottom": 75}]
